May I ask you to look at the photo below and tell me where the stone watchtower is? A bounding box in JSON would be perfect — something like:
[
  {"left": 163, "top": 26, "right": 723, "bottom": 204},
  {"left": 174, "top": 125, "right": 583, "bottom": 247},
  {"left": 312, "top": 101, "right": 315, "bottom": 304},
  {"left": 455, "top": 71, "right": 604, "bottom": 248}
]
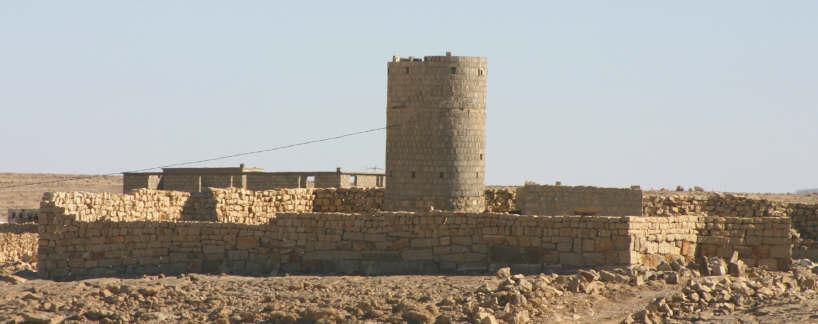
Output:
[{"left": 384, "top": 52, "right": 487, "bottom": 212}]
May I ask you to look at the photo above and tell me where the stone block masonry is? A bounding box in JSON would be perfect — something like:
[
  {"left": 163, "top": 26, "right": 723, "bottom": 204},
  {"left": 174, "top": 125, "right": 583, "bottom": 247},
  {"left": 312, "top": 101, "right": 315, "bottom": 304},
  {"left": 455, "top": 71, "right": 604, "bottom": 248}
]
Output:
[
  {"left": 385, "top": 54, "right": 487, "bottom": 212},
  {"left": 629, "top": 216, "right": 791, "bottom": 270},
  {"left": 37, "top": 212, "right": 636, "bottom": 279},
  {"left": 643, "top": 192, "right": 818, "bottom": 241},
  {"left": 34, "top": 188, "right": 793, "bottom": 279},
  {"left": 0, "top": 224, "right": 38, "bottom": 263},
  {"left": 517, "top": 185, "right": 643, "bottom": 216}
]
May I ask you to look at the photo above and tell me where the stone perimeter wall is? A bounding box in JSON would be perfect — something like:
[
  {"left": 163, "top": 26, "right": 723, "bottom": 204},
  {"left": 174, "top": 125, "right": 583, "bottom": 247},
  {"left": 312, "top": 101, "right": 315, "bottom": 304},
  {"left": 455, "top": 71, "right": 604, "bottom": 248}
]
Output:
[
  {"left": 630, "top": 216, "right": 791, "bottom": 270},
  {"left": 35, "top": 189, "right": 791, "bottom": 279},
  {"left": 517, "top": 185, "right": 643, "bottom": 216},
  {"left": 643, "top": 192, "right": 818, "bottom": 240},
  {"left": 39, "top": 188, "right": 384, "bottom": 225},
  {"left": 0, "top": 224, "right": 38, "bottom": 263}
]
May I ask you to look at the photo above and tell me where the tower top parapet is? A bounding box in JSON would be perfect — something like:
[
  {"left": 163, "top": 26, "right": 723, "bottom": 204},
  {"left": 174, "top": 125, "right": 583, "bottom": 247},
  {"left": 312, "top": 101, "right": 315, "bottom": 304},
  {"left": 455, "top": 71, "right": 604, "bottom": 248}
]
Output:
[{"left": 391, "top": 52, "right": 486, "bottom": 63}]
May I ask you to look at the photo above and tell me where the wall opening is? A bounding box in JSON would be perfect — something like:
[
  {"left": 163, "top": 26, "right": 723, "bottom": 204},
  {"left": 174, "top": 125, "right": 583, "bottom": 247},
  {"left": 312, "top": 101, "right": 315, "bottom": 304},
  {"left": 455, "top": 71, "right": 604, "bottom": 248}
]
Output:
[
  {"left": 478, "top": 69, "right": 484, "bottom": 76},
  {"left": 405, "top": 67, "right": 410, "bottom": 74},
  {"left": 450, "top": 67, "right": 457, "bottom": 74},
  {"left": 411, "top": 171, "right": 416, "bottom": 179},
  {"left": 439, "top": 172, "right": 444, "bottom": 179}
]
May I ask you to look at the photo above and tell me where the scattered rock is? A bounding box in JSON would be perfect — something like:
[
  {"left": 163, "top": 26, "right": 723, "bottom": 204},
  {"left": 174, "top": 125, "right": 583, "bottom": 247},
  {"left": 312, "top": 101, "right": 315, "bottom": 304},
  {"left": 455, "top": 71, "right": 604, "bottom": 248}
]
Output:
[{"left": 496, "top": 267, "right": 512, "bottom": 280}]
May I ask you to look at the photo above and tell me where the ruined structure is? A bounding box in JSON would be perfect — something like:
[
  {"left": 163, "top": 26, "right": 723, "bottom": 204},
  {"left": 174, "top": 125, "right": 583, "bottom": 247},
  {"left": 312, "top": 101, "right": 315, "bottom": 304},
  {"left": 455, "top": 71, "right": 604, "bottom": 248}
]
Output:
[
  {"left": 33, "top": 189, "right": 793, "bottom": 279},
  {"left": 123, "top": 166, "right": 384, "bottom": 193},
  {"left": 385, "top": 52, "right": 487, "bottom": 212},
  {"left": 6, "top": 52, "right": 814, "bottom": 281}
]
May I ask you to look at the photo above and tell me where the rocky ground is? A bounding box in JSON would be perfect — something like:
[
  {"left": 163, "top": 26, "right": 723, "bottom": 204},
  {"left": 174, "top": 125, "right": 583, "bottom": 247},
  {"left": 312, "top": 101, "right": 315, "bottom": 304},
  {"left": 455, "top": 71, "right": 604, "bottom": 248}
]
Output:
[{"left": 1, "top": 256, "right": 817, "bottom": 323}]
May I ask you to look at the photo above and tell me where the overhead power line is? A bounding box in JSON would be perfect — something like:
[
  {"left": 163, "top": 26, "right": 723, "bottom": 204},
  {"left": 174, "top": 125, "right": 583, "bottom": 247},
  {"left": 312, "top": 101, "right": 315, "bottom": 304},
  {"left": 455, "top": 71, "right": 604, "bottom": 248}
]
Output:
[{"left": 0, "top": 124, "right": 393, "bottom": 190}]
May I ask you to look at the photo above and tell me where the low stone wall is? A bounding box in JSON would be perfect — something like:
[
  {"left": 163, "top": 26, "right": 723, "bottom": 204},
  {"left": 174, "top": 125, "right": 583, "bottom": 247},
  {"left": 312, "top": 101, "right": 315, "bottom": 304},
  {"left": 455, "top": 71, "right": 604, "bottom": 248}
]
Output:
[
  {"left": 210, "top": 188, "right": 314, "bottom": 224},
  {"left": 39, "top": 190, "right": 193, "bottom": 223},
  {"left": 630, "top": 216, "right": 791, "bottom": 270},
  {"left": 643, "top": 192, "right": 818, "bottom": 241},
  {"left": 0, "top": 224, "right": 38, "bottom": 263},
  {"left": 313, "top": 188, "right": 384, "bottom": 212},
  {"left": 517, "top": 185, "right": 643, "bottom": 216},
  {"left": 36, "top": 205, "right": 793, "bottom": 279},
  {"left": 37, "top": 211, "right": 638, "bottom": 279},
  {"left": 642, "top": 192, "right": 790, "bottom": 217}
]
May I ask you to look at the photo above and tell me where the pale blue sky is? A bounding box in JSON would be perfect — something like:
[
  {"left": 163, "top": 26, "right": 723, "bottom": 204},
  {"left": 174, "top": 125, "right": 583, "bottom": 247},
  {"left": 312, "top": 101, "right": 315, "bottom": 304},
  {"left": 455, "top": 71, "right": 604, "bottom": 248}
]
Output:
[{"left": 1, "top": 1, "right": 816, "bottom": 193}]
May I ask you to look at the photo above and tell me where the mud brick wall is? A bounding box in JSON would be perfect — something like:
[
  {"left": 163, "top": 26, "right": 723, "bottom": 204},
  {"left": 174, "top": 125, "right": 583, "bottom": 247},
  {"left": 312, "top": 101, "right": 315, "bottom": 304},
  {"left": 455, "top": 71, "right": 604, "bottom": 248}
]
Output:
[
  {"left": 313, "top": 188, "right": 384, "bottom": 212},
  {"left": 517, "top": 185, "right": 642, "bottom": 216},
  {"left": 630, "top": 216, "right": 791, "bottom": 270},
  {"left": 0, "top": 224, "right": 38, "bottom": 263},
  {"left": 484, "top": 188, "right": 517, "bottom": 212}
]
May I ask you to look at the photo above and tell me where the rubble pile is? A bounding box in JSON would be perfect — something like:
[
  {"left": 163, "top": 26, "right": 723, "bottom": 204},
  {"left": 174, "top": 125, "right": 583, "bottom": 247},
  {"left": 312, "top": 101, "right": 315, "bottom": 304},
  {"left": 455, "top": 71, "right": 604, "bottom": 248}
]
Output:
[{"left": 624, "top": 257, "right": 818, "bottom": 323}]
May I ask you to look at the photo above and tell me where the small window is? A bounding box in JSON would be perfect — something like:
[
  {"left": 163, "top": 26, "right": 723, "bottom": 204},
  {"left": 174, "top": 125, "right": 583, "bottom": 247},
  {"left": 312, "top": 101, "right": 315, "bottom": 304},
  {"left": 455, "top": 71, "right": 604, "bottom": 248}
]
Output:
[
  {"left": 478, "top": 69, "right": 483, "bottom": 76},
  {"left": 476, "top": 172, "right": 479, "bottom": 178},
  {"left": 450, "top": 67, "right": 457, "bottom": 74},
  {"left": 439, "top": 172, "right": 444, "bottom": 179},
  {"left": 405, "top": 67, "right": 410, "bottom": 74},
  {"left": 479, "top": 154, "right": 483, "bottom": 160},
  {"left": 411, "top": 171, "right": 416, "bottom": 179}
]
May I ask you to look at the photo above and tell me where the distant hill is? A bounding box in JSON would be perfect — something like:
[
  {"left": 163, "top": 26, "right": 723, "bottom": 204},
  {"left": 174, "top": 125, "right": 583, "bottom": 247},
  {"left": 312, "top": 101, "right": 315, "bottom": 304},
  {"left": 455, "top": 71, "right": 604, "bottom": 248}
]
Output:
[{"left": 796, "top": 188, "right": 818, "bottom": 194}]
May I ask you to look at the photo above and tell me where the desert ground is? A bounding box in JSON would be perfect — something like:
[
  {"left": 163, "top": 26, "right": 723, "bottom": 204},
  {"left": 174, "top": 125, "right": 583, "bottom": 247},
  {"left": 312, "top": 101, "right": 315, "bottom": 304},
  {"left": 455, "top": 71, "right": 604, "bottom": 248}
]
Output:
[
  {"left": 0, "top": 173, "right": 121, "bottom": 221},
  {"left": 2, "top": 174, "right": 818, "bottom": 323}
]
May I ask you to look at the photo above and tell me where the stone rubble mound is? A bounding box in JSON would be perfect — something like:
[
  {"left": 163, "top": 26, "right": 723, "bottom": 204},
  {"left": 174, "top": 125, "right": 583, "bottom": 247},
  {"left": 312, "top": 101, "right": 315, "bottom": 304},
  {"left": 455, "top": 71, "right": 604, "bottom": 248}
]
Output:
[{"left": 623, "top": 256, "right": 818, "bottom": 323}]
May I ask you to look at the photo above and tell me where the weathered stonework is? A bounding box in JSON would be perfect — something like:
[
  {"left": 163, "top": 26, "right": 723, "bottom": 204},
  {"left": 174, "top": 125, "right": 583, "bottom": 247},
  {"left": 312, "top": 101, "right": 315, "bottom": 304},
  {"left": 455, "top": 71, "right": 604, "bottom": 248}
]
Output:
[
  {"left": 33, "top": 190, "right": 792, "bottom": 279},
  {"left": 630, "top": 216, "right": 791, "bottom": 270},
  {"left": 385, "top": 54, "right": 487, "bottom": 212},
  {"left": 643, "top": 192, "right": 818, "bottom": 241},
  {"left": 517, "top": 185, "right": 643, "bottom": 216}
]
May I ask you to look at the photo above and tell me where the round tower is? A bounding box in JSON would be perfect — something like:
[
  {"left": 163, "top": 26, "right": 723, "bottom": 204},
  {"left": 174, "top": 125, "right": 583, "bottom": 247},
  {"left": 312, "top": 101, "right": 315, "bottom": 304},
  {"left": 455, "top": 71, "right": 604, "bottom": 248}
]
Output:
[{"left": 384, "top": 52, "right": 487, "bottom": 212}]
